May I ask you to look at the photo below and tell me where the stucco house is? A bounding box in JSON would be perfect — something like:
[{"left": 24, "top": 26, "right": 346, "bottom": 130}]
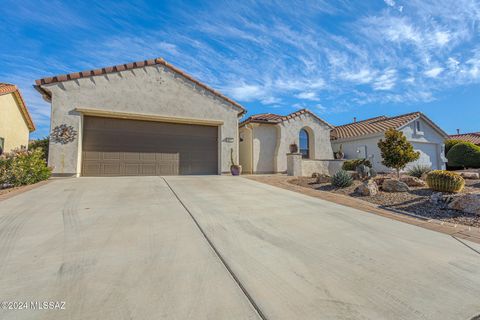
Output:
[
  {"left": 239, "top": 109, "right": 334, "bottom": 173},
  {"left": 331, "top": 112, "right": 448, "bottom": 172},
  {"left": 0, "top": 83, "right": 35, "bottom": 154},
  {"left": 34, "top": 58, "right": 246, "bottom": 177},
  {"left": 448, "top": 132, "right": 480, "bottom": 146}
]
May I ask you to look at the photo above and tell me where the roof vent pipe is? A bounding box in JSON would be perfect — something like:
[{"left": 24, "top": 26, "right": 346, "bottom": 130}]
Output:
[
  {"left": 354, "top": 117, "right": 357, "bottom": 123},
  {"left": 456, "top": 129, "right": 460, "bottom": 134}
]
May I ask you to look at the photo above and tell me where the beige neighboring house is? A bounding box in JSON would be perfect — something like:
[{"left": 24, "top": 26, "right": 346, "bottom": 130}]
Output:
[
  {"left": 331, "top": 112, "right": 448, "bottom": 172},
  {"left": 0, "top": 83, "right": 35, "bottom": 154},
  {"left": 239, "top": 109, "right": 334, "bottom": 173},
  {"left": 34, "top": 58, "right": 246, "bottom": 177}
]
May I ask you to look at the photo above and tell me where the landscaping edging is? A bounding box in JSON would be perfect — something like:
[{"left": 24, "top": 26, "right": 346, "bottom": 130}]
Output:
[
  {"left": 246, "top": 175, "right": 480, "bottom": 244},
  {"left": 0, "top": 179, "right": 51, "bottom": 202}
]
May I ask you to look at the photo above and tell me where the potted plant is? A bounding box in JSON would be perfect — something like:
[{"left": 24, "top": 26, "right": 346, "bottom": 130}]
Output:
[
  {"left": 289, "top": 143, "right": 298, "bottom": 153},
  {"left": 335, "top": 144, "right": 344, "bottom": 159},
  {"left": 230, "top": 148, "right": 242, "bottom": 176}
]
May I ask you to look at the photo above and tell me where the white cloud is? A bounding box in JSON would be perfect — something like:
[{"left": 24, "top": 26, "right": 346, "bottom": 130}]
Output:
[
  {"left": 340, "top": 69, "right": 376, "bottom": 84},
  {"left": 424, "top": 67, "right": 444, "bottom": 78},
  {"left": 295, "top": 91, "right": 319, "bottom": 101},
  {"left": 373, "top": 69, "right": 397, "bottom": 90},
  {"left": 384, "top": 0, "right": 395, "bottom": 7}
]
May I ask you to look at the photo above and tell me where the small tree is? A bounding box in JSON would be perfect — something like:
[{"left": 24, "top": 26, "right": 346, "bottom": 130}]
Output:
[{"left": 378, "top": 128, "right": 420, "bottom": 178}]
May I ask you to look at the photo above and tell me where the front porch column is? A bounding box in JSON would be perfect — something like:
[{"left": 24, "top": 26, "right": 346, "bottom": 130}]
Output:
[{"left": 286, "top": 153, "right": 302, "bottom": 176}]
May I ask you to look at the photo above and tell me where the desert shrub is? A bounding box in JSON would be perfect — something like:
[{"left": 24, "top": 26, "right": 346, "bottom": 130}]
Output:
[
  {"left": 407, "top": 164, "right": 431, "bottom": 178},
  {"left": 447, "top": 142, "right": 480, "bottom": 168},
  {"left": 342, "top": 159, "right": 372, "bottom": 171},
  {"left": 0, "top": 148, "right": 52, "bottom": 187},
  {"left": 331, "top": 170, "right": 353, "bottom": 188},
  {"left": 378, "top": 128, "right": 420, "bottom": 178},
  {"left": 444, "top": 139, "right": 463, "bottom": 155},
  {"left": 28, "top": 137, "right": 49, "bottom": 161},
  {"left": 356, "top": 164, "right": 377, "bottom": 181},
  {"left": 426, "top": 170, "right": 464, "bottom": 193}
]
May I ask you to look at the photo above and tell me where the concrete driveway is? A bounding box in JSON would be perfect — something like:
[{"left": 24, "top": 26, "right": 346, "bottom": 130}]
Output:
[{"left": 0, "top": 176, "right": 479, "bottom": 320}]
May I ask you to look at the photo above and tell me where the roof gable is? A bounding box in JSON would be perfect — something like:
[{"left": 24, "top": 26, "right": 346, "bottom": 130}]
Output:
[
  {"left": 0, "top": 83, "right": 35, "bottom": 132},
  {"left": 331, "top": 112, "right": 447, "bottom": 140},
  {"left": 34, "top": 58, "right": 246, "bottom": 116},
  {"left": 241, "top": 109, "right": 333, "bottom": 128}
]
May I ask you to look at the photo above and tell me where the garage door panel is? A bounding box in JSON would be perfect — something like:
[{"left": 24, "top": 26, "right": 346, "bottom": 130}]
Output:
[{"left": 82, "top": 116, "right": 218, "bottom": 176}]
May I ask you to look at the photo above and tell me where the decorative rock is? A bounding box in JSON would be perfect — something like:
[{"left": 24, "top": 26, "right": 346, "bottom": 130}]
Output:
[
  {"left": 355, "top": 179, "right": 378, "bottom": 196},
  {"left": 429, "top": 192, "right": 443, "bottom": 204},
  {"left": 315, "top": 173, "right": 331, "bottom": 184},
  {"left": 459, "top": 172, "right": 479, "bottom": 180},
  {"left": 420, "top": 173, "right": 429, "bottom": 181},
  {"left": 400, "top": 176, "right": 426, "bottom": 187},
  {"left": 448, "top": 194, "right": 480, "bottom": 215},
  {"left": 382, "top": 179, "right": 410, "bottom": 192},
  {"left": 374, "top": 177, "right": 389, "bottom": 187}
]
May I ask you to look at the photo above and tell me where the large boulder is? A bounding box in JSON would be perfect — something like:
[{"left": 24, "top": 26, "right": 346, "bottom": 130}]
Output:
[
  {"left": 355, "top": 179, "right": 378, "bottom": 196},
  {"left": 312, "top": 173, "right": 331, "bottom": 184},
  {"left": 400, "top": 176, "right": 426, "bottom": 187},
  {"left": 382, "top": 179, "right": 410, "bottom": 192},
  {"left": 459, "top": 172, "right": 479, "bottom": 180},
  {"left": 448, "top": 194, "right": 480, "bottom": 215}
]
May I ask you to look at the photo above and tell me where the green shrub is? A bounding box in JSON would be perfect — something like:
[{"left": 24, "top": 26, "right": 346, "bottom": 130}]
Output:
[
  {"left": 444, "top": 139, "right": 463, "bottom": 155},
  {"left": 407, "top": 164, "right": 431, "bottom": 178},
  {"left": 342, "top": 159, "right": 372, "bottom": 171},
  {"left": 331, "top": 170, "right": 353, "bottom": 188},
  {"left": 447, "top": 142, "right": 480, "bottom": 168},
  {"left": 0, "top": 148, "right": 52, "bottom": 187},
  {"left": 378, "top": 128, "right": 420, "bottom": 178},
  {"left": 356, "top": 164, "right": 377, "bottom": 181},
  {"left": 28, "top": 137, "right": 49, "bottom": 161},
  {"left": 426, "top": 170, "right": 464, "bottom": 193}
]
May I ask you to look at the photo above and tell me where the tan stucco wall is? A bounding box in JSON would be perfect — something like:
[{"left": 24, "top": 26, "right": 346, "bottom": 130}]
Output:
[
  {"left": 242, "top": 113, "right": 334, "bottom": 173},
  {"left": 0, "top": 93, "right": 30, "bottom": 152},
  {"left": 239, "top": 126, "right": 253, "bottom": 173},
  {"left": 41, "top": 65, "right": 242, "bottom": 176}
]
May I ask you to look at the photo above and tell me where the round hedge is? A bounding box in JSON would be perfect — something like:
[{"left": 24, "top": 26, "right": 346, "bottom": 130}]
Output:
[{"left": 447, "top": 142, "right": 480, "bottom": 168}]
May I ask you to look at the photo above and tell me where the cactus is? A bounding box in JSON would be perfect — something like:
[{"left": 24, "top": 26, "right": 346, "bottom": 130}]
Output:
[
  {"left": 331, "top": 170, "right": 353, "bottom": 188},
  {"left": 426, "top": 170, "right": 465, "bottom": 193},
  {"left": 356, "top": 164, "right": 377, "bottom": 181}
]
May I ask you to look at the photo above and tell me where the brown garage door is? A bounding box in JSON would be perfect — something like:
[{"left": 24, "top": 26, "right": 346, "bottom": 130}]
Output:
[{"left": 82, "top": 116, "right": 218, "bottom": 176}]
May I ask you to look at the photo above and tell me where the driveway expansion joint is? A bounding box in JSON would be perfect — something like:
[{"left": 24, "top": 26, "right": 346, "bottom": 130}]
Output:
[{"left": 162, "top": 177, "right": 267, "bottom": 320}]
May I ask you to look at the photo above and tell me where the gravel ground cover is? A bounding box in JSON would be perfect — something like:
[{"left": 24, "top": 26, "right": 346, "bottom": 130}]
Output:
[{"left": 289, "top": 175, "right": 480, "bottom": 227}]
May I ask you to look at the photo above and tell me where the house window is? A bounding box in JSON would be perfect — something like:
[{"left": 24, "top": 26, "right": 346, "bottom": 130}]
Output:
[
  {"left": 416, "top": 121, "right": 421, "bottom": 132},
  {"left": 299, "top": 129, "right": 310, "bottom": 158},
  {"left": 0, "top": 137, "right": 4, "bottom": 155}
]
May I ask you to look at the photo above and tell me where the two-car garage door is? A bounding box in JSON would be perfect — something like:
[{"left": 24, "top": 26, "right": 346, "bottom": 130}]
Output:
[{"left": 82, "top": 116, "right": 218, "bottom": 176}]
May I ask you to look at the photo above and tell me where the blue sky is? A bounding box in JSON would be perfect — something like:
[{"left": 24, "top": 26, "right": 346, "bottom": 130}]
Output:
[{"left": 1, "top": 0, "right": 479, "bottom": 139}]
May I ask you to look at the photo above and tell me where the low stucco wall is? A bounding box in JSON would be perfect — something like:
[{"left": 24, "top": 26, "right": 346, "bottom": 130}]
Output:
[
  {"left": 301, "top": 159, "right": 345, "bottom": 176},
  {"left": 287, "top": 154, "right": 344, "bottom": 176}
]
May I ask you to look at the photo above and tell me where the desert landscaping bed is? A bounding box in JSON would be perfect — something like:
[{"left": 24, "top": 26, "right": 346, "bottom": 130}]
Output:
[{"left": 289, "top": 175, "right": 480, "bottom": 227}]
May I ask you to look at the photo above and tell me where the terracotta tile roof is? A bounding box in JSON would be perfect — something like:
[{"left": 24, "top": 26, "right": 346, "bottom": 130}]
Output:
[
  {"left": 331, "top": 112, "right": 423, "bottom": 140},
  {"left": 0, "top": 83, "right": 35, "bottom": 131},
  {"left": 449, "top": 132, "right": 480, "bottom": 145},
  {"left": 240, "top": 109, "right": 333, "bottom": 128},
  {"left": 35, "top": 58, "right": 246, "bottom": 115}
]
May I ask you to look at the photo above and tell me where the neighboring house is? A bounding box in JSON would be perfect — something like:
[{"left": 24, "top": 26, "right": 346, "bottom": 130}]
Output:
[
  {"left": 448, "top": 132, "right": 480, "bottom": 146},
  {"left": 331, "top": 112, "right": 448, "bottom": 172},
  {"left": 239, "top": 109, "right": 334, "bottom": 173},
  {"left": 0, "top": 83, "right": 35, "bottom": 154},
  {"left": 34, "top": 58, "right": 246, "bottom": 177}
]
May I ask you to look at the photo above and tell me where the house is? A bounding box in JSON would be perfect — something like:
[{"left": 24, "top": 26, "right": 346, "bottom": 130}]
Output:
[
  {"left": 331, "top": 112, "right": 448, "bottom": 172},
  {"left": 0, "top": 83, "right": 35, "bottom": 154},
  {"left": 448, "top": 132, "right": 480, "bottom": 146},
  {"left": 239, "top": 109, "right": 334, "bottom": 173},
  {"left": 34, "top": 58, "right": 246, "bottom": 177}
]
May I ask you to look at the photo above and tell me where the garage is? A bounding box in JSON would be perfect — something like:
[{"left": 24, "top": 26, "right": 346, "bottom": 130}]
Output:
[
  {"left": 82, "top": 116, "right": 218, "bottom": 176},
  {"left": 410, "top": 142, "right": 439, "bottom": 170}
]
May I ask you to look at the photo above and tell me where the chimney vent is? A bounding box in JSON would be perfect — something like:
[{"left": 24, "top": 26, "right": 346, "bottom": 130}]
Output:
[
  {"left": 354, "top": 117, "right": 357, "bottom": 123},
  {"left": 456, "top": 129, "right": 460, "bottom": 134}
]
